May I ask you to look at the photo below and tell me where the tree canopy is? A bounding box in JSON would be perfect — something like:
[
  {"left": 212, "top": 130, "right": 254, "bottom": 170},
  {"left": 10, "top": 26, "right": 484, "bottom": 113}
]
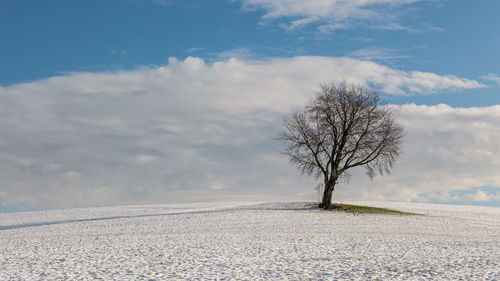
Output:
[{"left": 280, "top": 81, "right": 405, "bottom": 209}]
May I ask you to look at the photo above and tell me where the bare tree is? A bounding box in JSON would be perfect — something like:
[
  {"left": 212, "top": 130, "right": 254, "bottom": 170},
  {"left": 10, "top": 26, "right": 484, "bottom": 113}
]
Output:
[{"left": 279, "top": 81, "right": 405, "bottom": 209}]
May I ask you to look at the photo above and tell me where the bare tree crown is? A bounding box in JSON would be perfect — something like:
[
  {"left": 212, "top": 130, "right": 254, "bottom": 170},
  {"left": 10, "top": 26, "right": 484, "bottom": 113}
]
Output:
[{"left": 280, "top": 81, "right": 404, "bottom": 208}]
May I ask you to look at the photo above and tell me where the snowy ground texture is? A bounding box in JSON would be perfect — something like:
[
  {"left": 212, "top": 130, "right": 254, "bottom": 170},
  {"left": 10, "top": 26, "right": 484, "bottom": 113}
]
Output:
[{"left": 1, "top": 201, "right": 499, "bottom": 280}]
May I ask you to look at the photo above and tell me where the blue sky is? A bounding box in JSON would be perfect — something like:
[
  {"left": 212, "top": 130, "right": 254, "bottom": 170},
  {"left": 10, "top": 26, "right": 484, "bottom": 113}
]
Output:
[
  {"left": 2, "top": 0, "right": 500, "bottom": 102},
  {"left": 3, "top": 1, "right": 499, "bottom": 93},
  {"left": 1, "top": 0, "right": 500, "bottom": 211}
]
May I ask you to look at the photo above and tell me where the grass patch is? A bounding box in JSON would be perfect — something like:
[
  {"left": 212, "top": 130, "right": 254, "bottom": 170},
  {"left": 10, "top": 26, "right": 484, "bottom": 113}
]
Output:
[
  {"left": 336, "top": 204, "right": 421, "bottom": 215},
  {"left": 304, "top": 202, "right": 421, "bottom": 215}
]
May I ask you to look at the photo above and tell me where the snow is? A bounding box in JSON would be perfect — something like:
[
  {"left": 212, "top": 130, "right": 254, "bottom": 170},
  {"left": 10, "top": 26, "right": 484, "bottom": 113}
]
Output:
[{"left": 0, "top": 201, "right": 499, "bottom": 280}]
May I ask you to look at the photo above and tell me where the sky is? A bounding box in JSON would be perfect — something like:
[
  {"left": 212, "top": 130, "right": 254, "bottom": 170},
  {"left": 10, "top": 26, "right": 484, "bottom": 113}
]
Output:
[{"left": 1, "top": 0, "right": 500, "bottom": 212}]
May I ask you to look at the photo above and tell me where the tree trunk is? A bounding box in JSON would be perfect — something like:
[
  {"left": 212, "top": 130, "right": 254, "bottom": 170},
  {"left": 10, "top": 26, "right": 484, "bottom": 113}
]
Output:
[{"left": 321, "top": 184, "right": 335, "bottom": 209}]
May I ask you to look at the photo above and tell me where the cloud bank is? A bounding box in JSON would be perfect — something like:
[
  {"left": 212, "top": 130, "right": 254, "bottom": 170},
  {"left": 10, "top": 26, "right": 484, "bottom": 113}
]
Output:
[
  {"left": 0, "top": 56, "right": 497, "bottom": 210},
  {"left": 342, "top": 104, "right": 500, "bottom": 204}
]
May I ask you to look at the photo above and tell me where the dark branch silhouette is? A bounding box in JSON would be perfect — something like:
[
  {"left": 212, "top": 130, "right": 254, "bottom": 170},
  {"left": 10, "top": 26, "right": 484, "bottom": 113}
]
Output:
[{"left": 279, "top": 81, "right": 405, "bottom": 209}]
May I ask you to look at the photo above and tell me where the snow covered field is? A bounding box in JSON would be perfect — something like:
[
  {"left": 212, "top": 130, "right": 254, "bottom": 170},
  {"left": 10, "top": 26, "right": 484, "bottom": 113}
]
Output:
[{"left": 1, "top": 201, "right": 499, "bottom": 280}]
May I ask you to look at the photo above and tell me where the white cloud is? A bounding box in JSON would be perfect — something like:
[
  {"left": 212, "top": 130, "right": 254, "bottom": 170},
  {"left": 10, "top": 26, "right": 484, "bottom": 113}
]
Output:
[
  {"left": 136, "top": 154, "right": 158, "bottom": 163},
  {"left": 148, "top": 0, "right": 174, "bottom": 6},
  {"left": 369, "top": 22, "right": 444, "bottom": 33},
  {"left": 110, "top": 47, "right": 127, "bottom": 57},
  {"left": 349, "top": 47, "right": 408, "bottom": 60},
  {"left": 414, "top": 188, "right": 500, "bottom": 204},
  {"left": 317, "top": 23, "right": 350, "bottom": 33},
  {"left": 337, "top": 104, "right": 500, "bottom": 203},
  {"left": 0, "top": 56, "right": 494, "bottom": 210},
  {"left": 239, "top": 0, "right": 418, "bottom": 20},
  {"left": 370, "top": 22, "right": 419, "bottom": 32},
  {"left": 186, "top": 47, "right": 204, "bottom": 53},
  {"left": 238, "top": 0, "right": 425, "bottom": 31},
  {"left": 283, "top": 16, "right": 320, "bottom": 31},
  {"left": 65, "top": 171, "right": 82, "bottom": 180},
  {"left": 215, "top": 48, "right": 254, "bottom": 61},
  {"left": 465, "top": 190, "right": 492, "bottom": 202},
  {"left": 481, "top": 73, "right": 500, "bottom": 87}
]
